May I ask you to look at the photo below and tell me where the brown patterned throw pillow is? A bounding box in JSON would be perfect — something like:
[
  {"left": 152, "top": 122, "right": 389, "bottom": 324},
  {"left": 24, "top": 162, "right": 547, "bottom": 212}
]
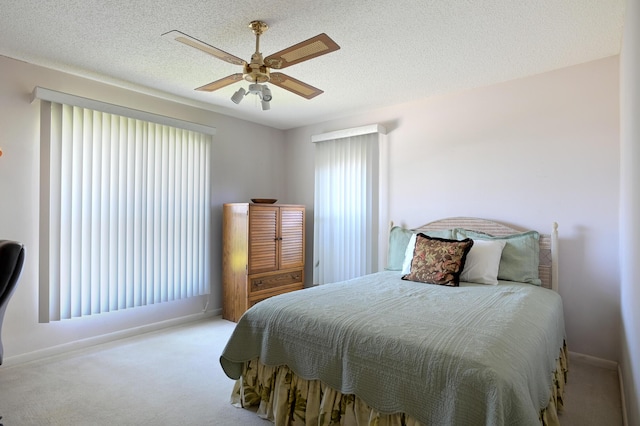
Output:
[{"left": 402, "top": 234, "right": 474, "bottom": 286}]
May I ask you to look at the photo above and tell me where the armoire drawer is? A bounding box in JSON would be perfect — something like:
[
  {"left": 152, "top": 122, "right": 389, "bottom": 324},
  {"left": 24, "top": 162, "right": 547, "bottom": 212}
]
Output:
[
  {"left": 248, "top": 283, "right": 303, "bottom": 308},
  {"left": 250, "top": 269, "right": 303, "bottom": 293}
]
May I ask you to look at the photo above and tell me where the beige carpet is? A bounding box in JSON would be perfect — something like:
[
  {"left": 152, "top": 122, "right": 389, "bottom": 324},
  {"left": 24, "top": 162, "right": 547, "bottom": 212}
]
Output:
[
  {"left": 0, "top": 317, "right": 623, "bottom": 425},
  {"left": 560, "top": 355, "right": 623, "bottom": 426},
  {"left": 0, "top": 318, "right": 269, "bottom": 426}
]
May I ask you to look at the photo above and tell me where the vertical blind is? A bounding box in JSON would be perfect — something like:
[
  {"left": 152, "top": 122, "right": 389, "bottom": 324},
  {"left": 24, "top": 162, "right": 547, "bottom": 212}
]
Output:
[
  {"left": 38, "top": 95, "right": 212, "bottom": 321},
  {"left": 313, "top": 130, "right": 383, "bottom": 285}
]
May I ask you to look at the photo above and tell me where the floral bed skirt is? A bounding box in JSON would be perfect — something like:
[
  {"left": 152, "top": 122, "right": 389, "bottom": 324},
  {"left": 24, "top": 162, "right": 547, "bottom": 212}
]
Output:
[{"left": 230, "top": 342, "right": 569, "bottom": 426}]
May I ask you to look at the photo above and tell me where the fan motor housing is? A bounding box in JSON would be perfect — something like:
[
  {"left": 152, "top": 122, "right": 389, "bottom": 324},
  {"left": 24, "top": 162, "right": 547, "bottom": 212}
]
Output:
[{"left": 243, "top": 63, "right": 270, "bottom": 83}]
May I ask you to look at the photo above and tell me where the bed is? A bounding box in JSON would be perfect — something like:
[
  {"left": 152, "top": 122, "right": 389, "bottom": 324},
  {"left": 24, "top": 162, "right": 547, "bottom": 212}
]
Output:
[{"left": 220, "top": 217, "right": 568, "bottom": 426}]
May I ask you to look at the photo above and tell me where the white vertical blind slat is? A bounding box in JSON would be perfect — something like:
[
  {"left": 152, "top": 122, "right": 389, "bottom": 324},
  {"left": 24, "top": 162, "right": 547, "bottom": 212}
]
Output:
[
  {"left": 41, "top": 102, "right": 211, "bottom": 321},
  {"left": 98, "top": 112, "right": 110, "bottom": 314},
  {"left": 48, "top": 104, "right": 62, "bottom": 320},
  {"left": 146, "top": 123, "right": 157, "bottom": 305},
  {"left": 90, "top": 111, "right": 101, "bottom": 314}
]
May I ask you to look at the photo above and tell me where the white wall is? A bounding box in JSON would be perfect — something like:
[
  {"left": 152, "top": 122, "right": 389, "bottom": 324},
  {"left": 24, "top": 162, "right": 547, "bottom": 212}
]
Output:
[
  {"left": 0, "top": 55, "right": 286, "bottom": 360},
  {"left": 285, "top": 56, "right": 621, "bottom": 362},
  {"left": 620, "top": 0, "right": 640, "bottom": 423}
]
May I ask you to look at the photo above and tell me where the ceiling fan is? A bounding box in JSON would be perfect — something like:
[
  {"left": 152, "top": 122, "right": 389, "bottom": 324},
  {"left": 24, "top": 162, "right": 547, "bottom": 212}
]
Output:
[{"left": 162, "top": 21, "right": 340, "bottom": 108}]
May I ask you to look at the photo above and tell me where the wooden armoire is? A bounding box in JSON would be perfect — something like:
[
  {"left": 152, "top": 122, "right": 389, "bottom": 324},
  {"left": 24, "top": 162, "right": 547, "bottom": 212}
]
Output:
[{"left": 222, "top": 203, "right": 305, "bottom": 322}]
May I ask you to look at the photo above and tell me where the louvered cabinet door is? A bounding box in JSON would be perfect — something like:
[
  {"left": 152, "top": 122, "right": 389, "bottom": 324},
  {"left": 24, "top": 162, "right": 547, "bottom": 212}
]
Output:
[
  {"left": 279, "top": 206, "right": 305, "bottom": 270},
  {"left": 248, "top": 205, "right": 279, "bottom": 274}
]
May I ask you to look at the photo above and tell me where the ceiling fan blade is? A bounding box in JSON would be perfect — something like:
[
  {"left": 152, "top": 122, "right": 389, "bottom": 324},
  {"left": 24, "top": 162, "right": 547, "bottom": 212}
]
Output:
[
  {"left": 269, "top": 73, "right": 323, "bottom": 99},
  {"left": 195, "top": 73, "right": 244, "bottom": 92},
  {"left": 264, "top": 33, "right": 340, "bottom": 69},
  {"left": 162, "top": 30, "right": 247, "bottom": 66}
]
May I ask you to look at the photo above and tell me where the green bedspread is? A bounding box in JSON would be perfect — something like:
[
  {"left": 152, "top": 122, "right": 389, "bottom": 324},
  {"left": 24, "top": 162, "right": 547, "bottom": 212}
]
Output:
[{"left": 220, "top": 271, "right": 566, "bottom": 425}]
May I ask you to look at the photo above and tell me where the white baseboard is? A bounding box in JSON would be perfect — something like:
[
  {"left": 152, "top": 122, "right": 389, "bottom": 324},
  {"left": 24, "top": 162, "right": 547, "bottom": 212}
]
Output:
[
  {"left": 618, "top": 365, "right": 629, "bottom": 426},
  {"left": 2, "top": 309, "right": 221, "bottom": 368},
  {"left": 568, "top": 351, "right": 618, "bottom": 370}
]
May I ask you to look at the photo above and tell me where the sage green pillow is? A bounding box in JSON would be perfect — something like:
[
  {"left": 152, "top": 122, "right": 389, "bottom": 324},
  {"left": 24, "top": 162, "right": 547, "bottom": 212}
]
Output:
[
  {"left": 423, "top": 229, "right": 454, "bottom": 240},
  {"left": 453, "top": 228, "right": 541, "bottom": 285},
  {"left": 386, "top": 227, "right": 454, "bottom": 271},
  {"left": 386, "top": 226, "right": 413, "bottom": 271}
]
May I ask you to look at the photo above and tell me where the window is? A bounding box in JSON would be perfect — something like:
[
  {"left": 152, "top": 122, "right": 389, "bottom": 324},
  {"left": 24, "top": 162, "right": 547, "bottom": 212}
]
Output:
[
  {"left": 34, "top": 87, "right": 214, "bottom": 321},
  {"left": 312, "top": 125, "right": 388, "bottom": 285}
]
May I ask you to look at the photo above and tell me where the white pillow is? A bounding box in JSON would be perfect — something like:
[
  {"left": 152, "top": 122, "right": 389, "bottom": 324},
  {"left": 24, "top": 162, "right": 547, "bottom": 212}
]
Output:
[
  {"left": 401, "top": 233, "right": 417, "bottom": 274},
  {"left": 460, "top": 239, "right": 507, "bottom": 285}
]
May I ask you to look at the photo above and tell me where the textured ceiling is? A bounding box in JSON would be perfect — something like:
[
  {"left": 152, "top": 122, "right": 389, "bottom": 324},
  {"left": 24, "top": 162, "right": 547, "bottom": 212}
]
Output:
[{"left": 0, "top": 0, "right": 626, "bottom": 130}]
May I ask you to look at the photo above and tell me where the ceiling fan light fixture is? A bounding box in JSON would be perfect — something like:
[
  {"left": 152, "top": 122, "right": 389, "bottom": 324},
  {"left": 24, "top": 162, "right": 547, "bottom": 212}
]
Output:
[
  {"left": 262, "top": 85, "right": 272, "bottom": 102},
  {"left": 232, "top": 83, "right": 272, "bottom": 108},
  {"left": 247, "top": 83, "right": 263, "bottom": 97},
  {"left": 231, "top": 87, "right": 246, "bottom": 104}
]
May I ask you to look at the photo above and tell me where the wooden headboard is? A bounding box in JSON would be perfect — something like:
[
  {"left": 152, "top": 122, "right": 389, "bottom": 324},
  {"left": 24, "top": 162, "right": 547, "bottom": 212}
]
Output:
[{"left": 410, "top": 217, "right": 558, "bottom": 291}]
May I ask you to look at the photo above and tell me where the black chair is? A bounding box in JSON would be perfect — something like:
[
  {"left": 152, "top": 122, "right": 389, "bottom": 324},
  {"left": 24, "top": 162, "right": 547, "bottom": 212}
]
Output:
[
  {"left": 0, "top": 240, "right": 25, "bottom": 365},
  {"left": 0, "top": 240, "right": 24, "bottom": 426}
]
